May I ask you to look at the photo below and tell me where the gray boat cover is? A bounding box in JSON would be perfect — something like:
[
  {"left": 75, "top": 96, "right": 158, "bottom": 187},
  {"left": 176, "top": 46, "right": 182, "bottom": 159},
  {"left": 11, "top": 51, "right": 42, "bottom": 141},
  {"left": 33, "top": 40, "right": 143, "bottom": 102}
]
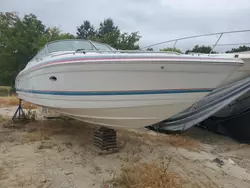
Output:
[{"left": 151, "top": 76, "right": 250, "bottom": 132}]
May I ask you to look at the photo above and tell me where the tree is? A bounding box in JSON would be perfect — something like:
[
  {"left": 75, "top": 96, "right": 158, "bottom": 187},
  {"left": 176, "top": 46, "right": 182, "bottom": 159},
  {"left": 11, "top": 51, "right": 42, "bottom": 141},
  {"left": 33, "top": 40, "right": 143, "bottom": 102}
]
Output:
[
  {"left": 0, "top": 12, "right": 46, "bottom": 86},
  {"left": 185, "top": 45, "right": 216, "bottom": 54},
  {"left": 76, "top": 18, "right": 141, "bottom": 50},
  {"left": 116, "top": 32, "right": 140, "bottom": 50},
  {"left": 0, "top": 12, "right": 20, "bottom": 86},
  {"left": 160, "top": 47, "right": 182, "bottom": 53},
  {"left": 76, "top": 20, "right": 96, "bottom": 39},
  {"left": 97, "top": 18, "right": 140, "bottom": 49},
  {"left": 226, "top": 45, "right": 250, "bottom": 53},
  {"left": 0, "top": 12, "right": 75, "bottom": 86},
  {"left": 95, "top": 18, "right": 121, "bottom": 48},
  {"left": 98, "top": 18, "right": 119, "bottom": 37},
  {"left": 59, "top": 33, "right": 75, "bottom": 39},
  {"left": 44, "top": 27, "right": 75, "bottom": 41}
]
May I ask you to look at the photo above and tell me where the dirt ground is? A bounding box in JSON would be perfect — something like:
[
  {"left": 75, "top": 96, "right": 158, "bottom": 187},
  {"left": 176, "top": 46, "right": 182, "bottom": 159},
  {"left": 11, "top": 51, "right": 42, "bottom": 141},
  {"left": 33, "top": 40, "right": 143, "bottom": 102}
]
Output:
[{"left": 0, "top": 107, "right": 250, "bottom": 188}]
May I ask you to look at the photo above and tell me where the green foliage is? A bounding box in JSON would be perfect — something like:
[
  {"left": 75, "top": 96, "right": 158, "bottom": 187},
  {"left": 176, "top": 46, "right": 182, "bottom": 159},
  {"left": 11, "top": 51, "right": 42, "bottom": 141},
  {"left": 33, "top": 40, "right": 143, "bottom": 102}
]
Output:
[
  {"left": 76, "top": 20, "right": 96, "bottom": 39},
  {"left": 76, "top": 18, "right": 141, "bottom": 50},
  {"left": 185, "top": 45, "right": 216, "bottom": 54},
  {"left": 0, "top": 12, "right": 46, "bottom": 86},
  {"left": 0, "top": 12, "right": 75, "bottom": 86},
  {"left": 98, "top": 18, "right": 120, "bottom": 37},
  {"left": 0, "top": 86, "right": 12, "bottom": 96},
  {"left": 160, "top": 47, "right": 182, "bottom": 53},
  {"left": 226, "top": 45, "right": 250, "bottom": 53},
  {"left": 116, "top": 32, "right": 140, "bottom": 50}
]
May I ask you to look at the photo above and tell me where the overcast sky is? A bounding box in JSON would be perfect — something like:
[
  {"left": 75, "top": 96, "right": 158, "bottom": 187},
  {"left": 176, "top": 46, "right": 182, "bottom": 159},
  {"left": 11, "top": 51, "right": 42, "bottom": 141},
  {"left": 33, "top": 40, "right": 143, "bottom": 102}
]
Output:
[{"left": 1, "top": 0, "right": 250, "bottom": 51}]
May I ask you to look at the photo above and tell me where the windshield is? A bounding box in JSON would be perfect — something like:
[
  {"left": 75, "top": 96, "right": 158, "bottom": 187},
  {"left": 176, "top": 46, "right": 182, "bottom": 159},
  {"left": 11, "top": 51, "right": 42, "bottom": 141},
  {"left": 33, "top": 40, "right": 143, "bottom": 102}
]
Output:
[
  {"left": 47, "top": 40, "right": 95, "bottom": 53},
  {"left": 91, "top": 42, "right": 114, "bottom": 51},
  {"left": 46, "top": 40, "right": 117, "bottom": 54}
]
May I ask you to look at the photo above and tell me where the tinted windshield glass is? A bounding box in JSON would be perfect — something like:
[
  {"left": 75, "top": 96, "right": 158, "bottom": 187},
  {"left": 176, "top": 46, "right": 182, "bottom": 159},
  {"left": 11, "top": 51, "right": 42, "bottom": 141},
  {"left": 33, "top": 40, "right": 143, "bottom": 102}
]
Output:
[
  {"left": 47, "top": 40, "right": 94, "bottom": 53},
  {"left": 92, "top": 42, "right": 112, "bottom": 51}
]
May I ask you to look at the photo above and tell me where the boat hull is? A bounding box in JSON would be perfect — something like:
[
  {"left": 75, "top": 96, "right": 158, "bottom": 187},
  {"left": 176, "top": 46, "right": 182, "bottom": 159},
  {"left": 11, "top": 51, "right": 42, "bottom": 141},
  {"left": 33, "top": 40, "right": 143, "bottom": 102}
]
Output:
[
  {"left": 209, "top": 54, "right": 250, "bottom": 87},
  {"left": 212, "top": 54, "right": 250, "bottom": 117},
  {"left": 16, "top": 54, "right": 242, "bottom": 128},
  {"left": 17, "top": 91, "right": 207, "bottom": 128}
]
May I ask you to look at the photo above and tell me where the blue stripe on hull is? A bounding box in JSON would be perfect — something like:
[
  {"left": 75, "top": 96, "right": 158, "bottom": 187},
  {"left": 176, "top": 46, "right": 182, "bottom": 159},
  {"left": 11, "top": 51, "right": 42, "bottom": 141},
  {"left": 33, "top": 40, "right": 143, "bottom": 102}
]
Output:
[{"left": 16, "top": 88, "right": 214, "bottom": 96}]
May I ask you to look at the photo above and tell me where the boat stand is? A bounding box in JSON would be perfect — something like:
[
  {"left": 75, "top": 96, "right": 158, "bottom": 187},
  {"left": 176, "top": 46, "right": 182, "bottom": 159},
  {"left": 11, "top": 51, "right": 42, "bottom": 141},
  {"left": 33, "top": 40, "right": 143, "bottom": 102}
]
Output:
[
  {"left": 93, "top": 126, "right": 117, "bottom": 154},
  {"left": 12, "top": 99, "right": 26, "bottom": 121}
]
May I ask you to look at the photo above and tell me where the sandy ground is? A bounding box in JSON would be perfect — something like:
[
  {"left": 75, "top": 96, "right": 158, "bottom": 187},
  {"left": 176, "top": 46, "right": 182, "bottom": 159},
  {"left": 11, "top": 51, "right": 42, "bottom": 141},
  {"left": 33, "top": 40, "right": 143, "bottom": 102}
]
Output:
[{"left": 0, "top": 107, "right": 250, "bottom": 188}]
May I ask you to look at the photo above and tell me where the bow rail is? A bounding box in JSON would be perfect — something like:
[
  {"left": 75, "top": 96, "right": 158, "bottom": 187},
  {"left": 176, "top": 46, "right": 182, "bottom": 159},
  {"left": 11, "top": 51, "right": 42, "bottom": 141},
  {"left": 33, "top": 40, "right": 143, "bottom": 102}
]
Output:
[{"left": 142, "top": 29, "right": 250, "bottom": 54}]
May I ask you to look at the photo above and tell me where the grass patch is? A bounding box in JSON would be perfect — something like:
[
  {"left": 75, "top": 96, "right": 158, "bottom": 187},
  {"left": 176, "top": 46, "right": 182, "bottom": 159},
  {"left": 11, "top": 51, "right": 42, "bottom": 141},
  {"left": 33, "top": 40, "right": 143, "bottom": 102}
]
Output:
[
  {"left": 0, "top": 96, "right": 38, "bottom": 109},
  {"left": 0, "top": 86, "right": 12, "bottom": 96},
  {"left": 0, "top": 115, "right": 7, "bottom": 121},
  {"left": 108, "top": 162, "right": 182, "bottom": 188},
  {"left": 0, "top": 86, "right": 11, "bottom": 89},
  {"left": 167, "top": 134, "right": 200, "bottom": 150},
  {"left": 22, "top": 128, "right": 53, "bottom": 143},
  {"left": 139, "top": 131, "right": 200, "bottom": 150}
]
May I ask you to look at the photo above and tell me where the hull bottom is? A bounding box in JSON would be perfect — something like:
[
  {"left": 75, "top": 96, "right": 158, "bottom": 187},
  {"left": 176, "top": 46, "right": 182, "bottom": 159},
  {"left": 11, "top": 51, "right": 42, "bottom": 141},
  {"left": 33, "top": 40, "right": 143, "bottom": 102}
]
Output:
[
  {"left": 18, "top": 92, "right": 197, "bottom": 128},
  {"left": 50, "top": 103, "right": 193, "bottom": 128}
]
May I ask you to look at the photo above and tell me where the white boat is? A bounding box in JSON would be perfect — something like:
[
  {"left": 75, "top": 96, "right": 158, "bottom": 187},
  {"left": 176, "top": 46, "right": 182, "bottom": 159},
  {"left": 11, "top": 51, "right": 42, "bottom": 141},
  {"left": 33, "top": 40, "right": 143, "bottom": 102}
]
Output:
[
  {"left": 198, "top": 52, "right": 250, "bottom": 87},
  {"left": 141, "top": 30, "right": 250, "bottom": 132},
  {"left": 210, "top": 52, "right": 250, "bottom": 117},
  {"left": 143, "top": 29, "right": 250, "bottom": 88},
  {"left": 15, "top": 39, "right": 244, "bottom": 128}
]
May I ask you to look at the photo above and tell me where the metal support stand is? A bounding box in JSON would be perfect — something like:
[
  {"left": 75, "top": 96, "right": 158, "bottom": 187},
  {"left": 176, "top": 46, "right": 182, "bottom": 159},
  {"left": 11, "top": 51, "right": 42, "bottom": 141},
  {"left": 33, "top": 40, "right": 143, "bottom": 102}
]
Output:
[{"left": 12, "top": 99, "right": 26, "bottom": 121}]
